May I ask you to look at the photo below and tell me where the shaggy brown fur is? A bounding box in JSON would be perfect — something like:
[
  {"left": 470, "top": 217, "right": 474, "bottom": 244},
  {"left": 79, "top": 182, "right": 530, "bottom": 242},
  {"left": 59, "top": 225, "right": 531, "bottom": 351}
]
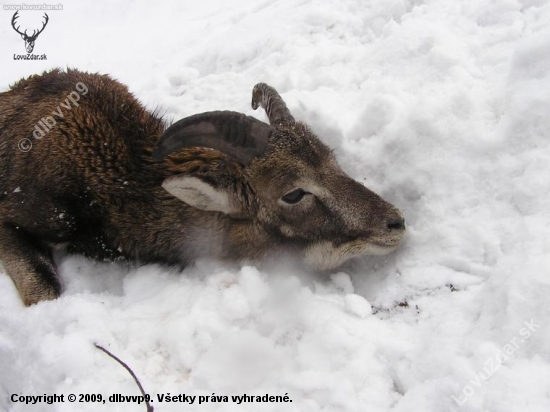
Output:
[{"left": 0, "top": 69, "right": 405, "bottom": 305}]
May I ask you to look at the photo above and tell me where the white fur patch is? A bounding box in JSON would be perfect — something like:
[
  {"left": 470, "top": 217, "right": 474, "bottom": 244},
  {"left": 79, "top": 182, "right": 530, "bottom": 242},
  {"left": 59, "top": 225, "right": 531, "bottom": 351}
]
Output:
[{"left": 162, "top": 176, "right": 237, "bottom": 214}]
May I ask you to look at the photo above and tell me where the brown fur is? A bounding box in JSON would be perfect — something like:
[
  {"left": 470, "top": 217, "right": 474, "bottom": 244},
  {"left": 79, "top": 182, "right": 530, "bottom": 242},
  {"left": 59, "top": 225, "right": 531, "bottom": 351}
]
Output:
[{"left": 0, "top": 69, "right": 405, "bottom": 306}]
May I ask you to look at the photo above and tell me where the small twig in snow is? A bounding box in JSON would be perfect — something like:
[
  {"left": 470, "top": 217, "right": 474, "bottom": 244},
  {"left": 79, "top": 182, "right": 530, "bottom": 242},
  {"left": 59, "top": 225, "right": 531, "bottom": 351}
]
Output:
[{"left": 94, "top": 343, "right": 154, "bottom": 412}]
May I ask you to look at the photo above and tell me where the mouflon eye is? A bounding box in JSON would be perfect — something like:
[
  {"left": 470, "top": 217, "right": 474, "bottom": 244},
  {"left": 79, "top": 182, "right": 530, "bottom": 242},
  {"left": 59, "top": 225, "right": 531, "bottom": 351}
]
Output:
[{"left": 282, "top": 188, "right": 307, "bottom": 204}]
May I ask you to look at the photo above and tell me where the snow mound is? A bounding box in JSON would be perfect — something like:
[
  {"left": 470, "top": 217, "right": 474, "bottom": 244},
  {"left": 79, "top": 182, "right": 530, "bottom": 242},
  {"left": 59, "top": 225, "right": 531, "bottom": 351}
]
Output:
[{"left": 1, "top": 0, "right": 550, "bottom": 411}]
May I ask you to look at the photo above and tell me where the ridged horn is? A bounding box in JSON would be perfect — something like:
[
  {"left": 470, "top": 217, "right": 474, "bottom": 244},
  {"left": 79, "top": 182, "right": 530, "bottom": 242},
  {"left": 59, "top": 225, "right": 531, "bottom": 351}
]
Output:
[
  {"left": 152, "top": 111, "right": 272, "bottom": 165},
  {"left": 251, "top": 83, "right": 295, "bottom": 126}
]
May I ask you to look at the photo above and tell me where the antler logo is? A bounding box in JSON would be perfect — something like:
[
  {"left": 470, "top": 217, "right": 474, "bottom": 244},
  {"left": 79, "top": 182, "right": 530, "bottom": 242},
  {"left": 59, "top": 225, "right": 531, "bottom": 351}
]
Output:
[{"left": 11, "top": 11, "right": 49, "bottom": 54}]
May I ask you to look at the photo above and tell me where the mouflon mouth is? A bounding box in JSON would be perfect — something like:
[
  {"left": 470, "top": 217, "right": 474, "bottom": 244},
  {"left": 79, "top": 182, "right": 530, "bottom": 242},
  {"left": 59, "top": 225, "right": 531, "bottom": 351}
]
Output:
[
  {"left": 303, "top": 232, "right": 406, "bottom": 271},
  {"left": 333, "top": 235, "right": 403, "bottom": 248},
  {"left": 333, "top": 225, "right": 406, "bottom": 249},
  {"left": 342, "top": 234, "right": 405, "bottom": 256},
  {"left": 367, "top": 235, "right": 406, "bottom": 250}
]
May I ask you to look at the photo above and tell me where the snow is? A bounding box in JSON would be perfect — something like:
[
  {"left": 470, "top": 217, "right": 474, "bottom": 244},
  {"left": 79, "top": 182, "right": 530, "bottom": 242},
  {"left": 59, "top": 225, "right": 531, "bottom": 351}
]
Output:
[{"left": 1, "top": 0, "right": 550, "bottom": 411}]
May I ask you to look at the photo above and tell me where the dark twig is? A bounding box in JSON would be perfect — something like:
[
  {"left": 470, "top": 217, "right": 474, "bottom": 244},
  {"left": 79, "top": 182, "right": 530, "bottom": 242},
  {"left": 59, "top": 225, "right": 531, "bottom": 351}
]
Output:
[{"left": 94, "top": 343, "right": 154, "bottom": 412}]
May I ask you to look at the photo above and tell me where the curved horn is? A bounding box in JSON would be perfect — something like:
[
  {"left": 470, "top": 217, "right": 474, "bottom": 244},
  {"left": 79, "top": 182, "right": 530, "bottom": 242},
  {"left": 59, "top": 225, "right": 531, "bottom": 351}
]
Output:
[
  {"left": 251, "top": 83, "right": 295, "bottom": 126},
  {"left": 152, "top": 111, "right": 272, "bottom": 165}
]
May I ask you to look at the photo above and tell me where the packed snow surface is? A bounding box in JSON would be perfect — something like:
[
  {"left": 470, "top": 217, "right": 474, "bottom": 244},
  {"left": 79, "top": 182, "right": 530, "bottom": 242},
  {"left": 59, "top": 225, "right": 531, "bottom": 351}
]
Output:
[{"left": 1, "top": 0, "right": 550, "bottom": 411}]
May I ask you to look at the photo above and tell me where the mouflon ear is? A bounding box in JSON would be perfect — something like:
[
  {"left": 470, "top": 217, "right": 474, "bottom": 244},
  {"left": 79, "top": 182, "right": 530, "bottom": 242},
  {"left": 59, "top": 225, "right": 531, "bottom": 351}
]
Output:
[
  {"left": 162, "top": 175, "right": 239, "bottom": 214},
  {"left": 161, "top": 153, "right": 256, "bottom": 218}
]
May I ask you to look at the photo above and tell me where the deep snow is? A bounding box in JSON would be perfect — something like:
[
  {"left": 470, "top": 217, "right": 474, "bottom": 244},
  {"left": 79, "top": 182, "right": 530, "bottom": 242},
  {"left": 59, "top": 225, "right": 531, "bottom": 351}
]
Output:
[{"left": 1, "top": 0, "right": 550, "bottom": 411}]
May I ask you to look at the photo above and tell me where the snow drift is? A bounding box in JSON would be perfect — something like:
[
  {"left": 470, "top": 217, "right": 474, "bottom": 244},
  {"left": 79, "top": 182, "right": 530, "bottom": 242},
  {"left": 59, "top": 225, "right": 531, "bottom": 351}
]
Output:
[{"left": 1, "top": 0, "right": 549, "bottom": 411}]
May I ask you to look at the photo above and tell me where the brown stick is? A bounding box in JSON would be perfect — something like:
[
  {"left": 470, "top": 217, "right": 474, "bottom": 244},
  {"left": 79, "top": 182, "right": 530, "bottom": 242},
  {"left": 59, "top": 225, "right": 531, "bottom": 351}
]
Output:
[{"left": 94, "top": 343, "right": 154, "bottom": 412}]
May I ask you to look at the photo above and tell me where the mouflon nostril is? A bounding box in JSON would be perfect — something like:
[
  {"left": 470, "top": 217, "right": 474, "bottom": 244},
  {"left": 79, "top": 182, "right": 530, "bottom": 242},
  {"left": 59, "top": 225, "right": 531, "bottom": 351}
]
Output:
[{"left": 387, "top": 216, "right": 405, "bottom": 231}]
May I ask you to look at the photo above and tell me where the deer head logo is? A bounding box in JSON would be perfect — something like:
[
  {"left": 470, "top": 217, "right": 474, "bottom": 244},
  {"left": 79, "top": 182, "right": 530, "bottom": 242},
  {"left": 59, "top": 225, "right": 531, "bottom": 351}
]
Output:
[{"left": 11, "top": 11, "right": 49, "bottom": 54}]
